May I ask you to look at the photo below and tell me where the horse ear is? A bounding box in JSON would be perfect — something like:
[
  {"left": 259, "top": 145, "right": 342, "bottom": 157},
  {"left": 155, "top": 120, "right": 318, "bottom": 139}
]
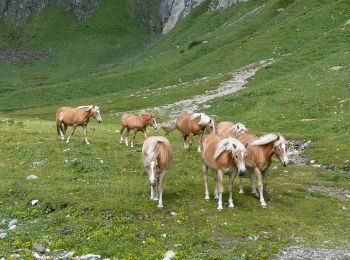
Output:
[
  {"left": 276, "top": 134, "right": 280, "bottom": 141},
  {"left": 232, "top": 143, "right": 237, "bottom": 149},
  {"left": 157, "top": 140, "right": 164, "bottom": 144},
  {"left": 245, "top": 143, "right": 248, "bottom": 148}
]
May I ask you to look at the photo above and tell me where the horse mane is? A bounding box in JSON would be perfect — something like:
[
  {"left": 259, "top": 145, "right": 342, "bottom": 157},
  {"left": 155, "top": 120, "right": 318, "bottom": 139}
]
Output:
[
  {"left": 140, "top": 112, "right": 152, "bottom": 118},
  {"left": 214, "top": 137, "right": 246, "bottom": 160},
  {"left": 76, "top": 105, "right": 98, "bottom": 111},
  {"left": 231, "top": 123, "right": 247, "bottom": 133},
  {"left": 191, "top": 113, "right": 214, "bottom": 126},
  {"left": 143, "top": 137, "right": 164, "bottom": 167}
]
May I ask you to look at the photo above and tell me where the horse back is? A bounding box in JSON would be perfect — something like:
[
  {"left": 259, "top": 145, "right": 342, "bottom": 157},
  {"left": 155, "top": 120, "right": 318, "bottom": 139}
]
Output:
[{"left": 217, "top": 121, "right": 235, "bottom": 138}]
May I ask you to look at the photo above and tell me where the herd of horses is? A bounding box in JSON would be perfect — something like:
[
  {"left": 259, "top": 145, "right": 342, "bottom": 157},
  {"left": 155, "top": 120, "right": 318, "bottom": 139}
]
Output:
[{"left": 55, "top": 105, "right": 289, "bottom": 210}]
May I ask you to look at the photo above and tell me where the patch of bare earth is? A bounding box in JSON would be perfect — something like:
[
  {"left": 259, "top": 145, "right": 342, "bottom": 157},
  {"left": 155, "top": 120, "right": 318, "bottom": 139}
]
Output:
[
  {"left": 0, "top": 47, "right": 53, "bottom": 62},
  {"left": 309, "top": 185, "right": 350, "bottom": 201},
  {"left": 137, "top": 58, "right": 274, "bottom": 118},
  {"left": 278, "top": 246, "right": 350, "bottom": 260}
]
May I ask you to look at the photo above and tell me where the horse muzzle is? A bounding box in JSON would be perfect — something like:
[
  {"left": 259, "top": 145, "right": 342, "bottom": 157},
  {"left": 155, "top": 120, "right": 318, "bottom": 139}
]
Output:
[
  {"left": 149, "top": 181, "right": 156, "bottom": 187},
  {"left": 238, "top": 169, "right": 246, "bottom": 177},
  {"left": 97, "top": 120, "right": 102, "bottom": 123}
]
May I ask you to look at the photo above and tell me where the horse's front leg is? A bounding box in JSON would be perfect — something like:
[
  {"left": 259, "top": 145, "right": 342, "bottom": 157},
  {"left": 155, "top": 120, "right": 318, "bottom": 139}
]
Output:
[
  {"left": 83, "top": 125, "right": 90, "bottom": 144},
  {"left": 214, "top": 174, "right": 219, "bottom": 199},
  {"left": 157, "top": 170, "right": 166, "bottom": 208},
  {"left": 197, "top": 132, "right": 204, "bottom": 153},
  {"left": 202, "top": 163, "right": 210, "bottom": 200},
  {"left": 188, "top": 132, "right": 193, "bottom": 148},
  {"left": 239, "top": 176, "right": 244, "bottom": 194},
  {"left": 143, "top": 128, "right": 148, "bottom": 139},
  {"left": 255, "top": 167, "right": 266, "bottom": 207},
  {"left": 119, "top": 125, "right": 126, "bottom": 144},
  {"left": 228, "top": 172, "right": 236, "bottom": 208},
  {"left": 131, "top": 129, "right": 138, "bottom": 147},
  {"left": 217, "top": 169, "right": 224, "bottom": 210},
  {"left": 66, "top": 124, "right": 77, "bottom": 143}
]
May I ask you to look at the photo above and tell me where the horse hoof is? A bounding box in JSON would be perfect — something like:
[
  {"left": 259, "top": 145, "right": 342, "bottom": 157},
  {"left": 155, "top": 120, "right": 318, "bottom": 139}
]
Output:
[
  {"left": 205, "top": 195, "right": 210, "bottom": 200},
  {"left": 228, "top": 204, "right": 235, "bottom": 208},
  {"left": 217, "top": 206, "right": 223, "bottom": 210},
  {"left": 261, "top": 204, "right": 267, "bottom": 208},
  {"left": 239, "top": 190, "right": 244, "bottom": 194},
  {"left": 153, "top": 197, "right": 159, "bottom": 201},
  {"left": 157, "top": 204, "right": 163, "bottom": 208}
]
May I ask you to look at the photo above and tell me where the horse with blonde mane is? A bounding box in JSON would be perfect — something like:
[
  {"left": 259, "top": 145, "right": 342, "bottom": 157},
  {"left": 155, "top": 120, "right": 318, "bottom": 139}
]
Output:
[
  {"left": 217, "top": 122, "right": 247, "bottom": 138},
  {"left": 142, "top": 136, "right": 173, "bottom": 208},
  {"left": 56, "top": 105, "right": 102, "bottom": 144},
  {"left": 120, "top": 112, "right": 158, "bottom": 147},
  {"left": 217, "top": 122, "right": 289, "bottom": 207},
  {"left": 161, "top": 112, "right": 215, "bottom": 152},
  {"left": 201, "top": 135, "right": 247, "bottom": 210}
]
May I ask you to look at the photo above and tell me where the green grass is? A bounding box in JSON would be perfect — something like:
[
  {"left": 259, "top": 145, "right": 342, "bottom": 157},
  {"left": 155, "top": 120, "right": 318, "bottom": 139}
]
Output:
[
  {"left": 1, "top": 0, "right": 350, "bottom": 257},
  {"left": 0, "top": 119, "right": 349, "bottom": 258}
]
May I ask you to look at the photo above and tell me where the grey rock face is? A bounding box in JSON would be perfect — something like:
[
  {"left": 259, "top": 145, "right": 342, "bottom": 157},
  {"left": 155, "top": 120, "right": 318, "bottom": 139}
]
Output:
[{"left": 0, "top": 0, "right": 101, "bottom": 25}]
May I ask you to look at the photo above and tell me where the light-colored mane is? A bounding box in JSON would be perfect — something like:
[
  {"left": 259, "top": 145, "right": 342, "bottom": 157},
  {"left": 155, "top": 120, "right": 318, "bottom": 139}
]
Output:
[
  {"left": 214, "top": 138, "right": 246, "bottom": 160},
  {"left": 252, "top": 133, "right": 287, "bottom": 146},
  {"left": 231, "top": 123, "right": 247, "bottom": 133},
  {"left": 140, "top": 112, "right": 152, "bottom": 117},
  {"left": 191, "top": 113, "right": 213, "bottom": 126},
  {"left": 143, "top": 137, "right": 163, "bottom": 167},
  {"left": 76, "top": 105, "right": 99, "bottom": 112}
]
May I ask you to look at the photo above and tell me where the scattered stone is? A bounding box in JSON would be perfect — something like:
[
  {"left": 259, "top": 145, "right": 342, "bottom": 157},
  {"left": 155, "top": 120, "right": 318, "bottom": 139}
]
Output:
[
  {"left": 279, "top": 246, "right": 350, "bottom": 259},
  {"left": 31, "top": 200, "right": 39, "bottom": 206},
  {"left": 0, "top": 232, "right": 7, "bottom": 239},
  {"left": 8, "top": 219, "right": 17, "bottom": 228},
  {"left": 309, "top": 185, "right": 350, "bottom": 201},
  {"left": 32, "top": 159, "right": 47, "bottom": 169},
  {"left": 64, "top": 252, "right": 75, "bottom": 258},
  {"left": 330, "top": 65, "right": 344, "bottom": 71},
  {"left": 32, "top": 242, "right": 46, "bottom": 253},
  {"left": 8, "top": 225, "right": 16, "bottom": 230},
  {"left": 161, "top": 233, "right": 167, "bottom": 238},
  {"left": 248, "top": 235, "right": 259, "bottom": 241},
  {"left": 76, "top": 254, "right": 102, "bottom": 260},
  {"left": 163, "top": 250, "right": 176, "bottom": 260},
  {"left": 170, "top": 211, "right": 177, "bottom": 216},
  {"left": 26, "top": 175, "right": 39, "bottom": 180},
  {"left": 337, "top": 204, "right": 346, "bottom": 210},
  {"left": 310, "top": 160, "right": 315, "bottom": 164}
]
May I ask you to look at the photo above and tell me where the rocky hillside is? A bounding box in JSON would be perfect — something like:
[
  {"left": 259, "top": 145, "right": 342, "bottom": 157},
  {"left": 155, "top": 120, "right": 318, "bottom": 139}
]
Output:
[
  {"left": 0, "top": 0, "right": 101, "bottom": 25},
  {"left": 0, "top": 0, "right": 249, "bottom": 33}
]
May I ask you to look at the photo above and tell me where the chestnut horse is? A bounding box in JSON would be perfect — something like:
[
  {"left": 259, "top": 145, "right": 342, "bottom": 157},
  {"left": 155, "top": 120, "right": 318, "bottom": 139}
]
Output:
[
  {"left": 161, "top": 112, "right": 215, "bottom": 152},
  {"left": 201, "top": 135, "right": 247, "bottom": 210},
  {"left": 217, "top": 122, "right": 247, "bottom": 138},
  {"left": 142, "top": 136, "right": 173, "bottom": 208},
  {"left": 217, "top": 122, "right": 289, "bottom": 207},
  {"left": 56, "top": 105, "right": 102, "bottom": 144},
  {"left": 120, "top": 113, "right": 158, "bottom": 147}
]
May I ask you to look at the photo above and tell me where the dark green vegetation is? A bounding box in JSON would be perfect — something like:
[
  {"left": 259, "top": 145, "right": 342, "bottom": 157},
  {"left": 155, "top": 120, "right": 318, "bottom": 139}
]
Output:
[{"left": 1, "top": 0, "right": 350, "bottom": 258}]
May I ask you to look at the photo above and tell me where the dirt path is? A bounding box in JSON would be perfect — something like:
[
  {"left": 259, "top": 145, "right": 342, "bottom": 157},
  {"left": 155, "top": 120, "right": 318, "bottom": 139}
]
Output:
[{"left": 137, "top": 58, "right": 274, "bottom": 118}]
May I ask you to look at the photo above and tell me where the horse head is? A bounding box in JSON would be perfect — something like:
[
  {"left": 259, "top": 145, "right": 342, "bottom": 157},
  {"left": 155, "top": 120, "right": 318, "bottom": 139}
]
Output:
[
  {"left": 231, "top": 123, "right": 247, "bottom": 136},
  {"left": 91, "top": 106, "right": 102, "bottom": 123},
  {"left": 150, "top": 114, "right": 158, "bottom": 129},
  {"left": 273, "top": 134, "right": 289, "bottom": 167}
]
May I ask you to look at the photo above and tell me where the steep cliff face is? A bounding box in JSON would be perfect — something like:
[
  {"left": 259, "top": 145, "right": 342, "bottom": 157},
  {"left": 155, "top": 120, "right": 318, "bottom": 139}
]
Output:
[
  {"left": 159, "top": 0, "right": 250, "bottom": 34},
  {"left": 0, "top": 0, "right": 101, "bottom": 25}
]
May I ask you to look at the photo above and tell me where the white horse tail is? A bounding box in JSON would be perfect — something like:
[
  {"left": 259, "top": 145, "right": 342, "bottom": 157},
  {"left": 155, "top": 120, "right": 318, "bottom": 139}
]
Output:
[{"left": 159, "top": 120, "right": 177, "bottom": 134}]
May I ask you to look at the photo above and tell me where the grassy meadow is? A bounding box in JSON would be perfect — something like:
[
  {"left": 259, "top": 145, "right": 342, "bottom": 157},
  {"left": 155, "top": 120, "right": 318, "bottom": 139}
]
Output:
[{"left": 1, "top": 0, "right": 350, "bottom": 258}]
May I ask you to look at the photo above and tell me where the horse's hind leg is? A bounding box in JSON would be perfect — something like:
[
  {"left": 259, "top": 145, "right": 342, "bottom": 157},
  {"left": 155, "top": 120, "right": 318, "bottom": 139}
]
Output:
[
  {"left": 56, "top": 121, "right": 65, "bottom": 141},
  {"left": 217, "top": 170, "right": 224, "bottom": 210},
  {"left": 66, "top": 124, "right": 77, "bottom": 143},
  {"left": 250, "top": 172, "right": 257, "bottom": 196},
  {"left": 214, "top": 174, "right": 219, "bottom": 199},
  {"left": 202, "top": 163, "right": 210, "bottom": 200},
  {"left": 197, "top": 132, "right": 204, "bottom": 153},
  {"left": 125, "top": 128, "right": 130, "bottom": 146},
  {"left": 119, "top": 125, "right": 126, "bottom": 144},
  {"left": 255, "top": 167, "right": 266, "bottom": 207},
  {"left": 157, "top": 170, "right": 166, "bottom": 208},
  {"left": 228, "top": 172, "right": 235, "bottom": 208},
  {"left": 131, "top": 130, "right": 138, "bottom": 147},
  {"left": 181, "top": 133, "right": 189, "bottom": 148}
]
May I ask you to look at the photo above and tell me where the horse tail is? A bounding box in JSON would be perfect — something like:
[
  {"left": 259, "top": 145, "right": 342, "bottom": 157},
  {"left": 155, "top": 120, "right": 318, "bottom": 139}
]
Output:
[{"left": 159, "top": 120, "right": 177, "bottom": 134}]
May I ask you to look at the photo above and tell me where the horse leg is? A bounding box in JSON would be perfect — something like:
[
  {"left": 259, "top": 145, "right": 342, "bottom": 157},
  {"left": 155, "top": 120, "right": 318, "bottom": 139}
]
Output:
[
  {"left": 157, "top": 170, "right": 166, "bottom": 208},
  {"left": 182, "top": 133, "right": 189, "bottom": 148},
  {"left": 83, "top": 125, "right": 90, "bottom": 144},
  {"left": 250, "top": 172, "right": 258, "bottom": 196},
  {"left": 217, "top": 169, "right": 224, "bottom": 210},
  {"left": 262, "top": 169, "right": 269, "bottom": 193},
  {"left": 239, "top": 176, "right": 244, "bottom": 194},
  {"left": 56, "top": 121, "right": 65, "bottom": 141},
  {"left": 119, "top": 125, "right": 126, "bottom": 144},
  {"left": 188, "top": 132, "right": 193, "bottom": 148},
  {"left": 197, "top": 132, "right": 204, "bottom": 153},
  {"left": 131, "top": 129, "right": 137, "bottom": 147},
  {"left": 125, "top": 128, "right": 130, "bottom": 146},
  {"left": 143, "top": 129, "right": 148, "bottom": 139},
  {"left": 214, "top": 174, "right": 219, "bottom": 199},
  {"left": 255, "top": 167, "right": 266, "bottom": 207},
  {"left": 228, "top": 172, "right": 236, "bottom": 208},
  {"left": 66, "top": 124, "right": 77, "bottom": 143},
  {"left": 202, "top": 163, "right": 210, "bottom": 200}
]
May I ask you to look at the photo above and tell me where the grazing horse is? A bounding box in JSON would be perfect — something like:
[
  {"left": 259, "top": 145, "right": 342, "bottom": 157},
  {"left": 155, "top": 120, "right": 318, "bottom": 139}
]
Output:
[
  {"left": 161, "top": 112, "right": 215, "bottom": 152},
  {"left": 201, "top": 135, "right": 247, "bottom": 210},
  {"left": 56, "top": 105, "right": 102, "bottom": 144},
  {"left": 217, "top": 122, "right": 248, "bottom": 138},
  {"left": 142, "top": 136, "right": 173, "bottom": 208},
  {"left": 120, "top": 113, "right": 158, "bottom": 147},
  {"left": 217, "top": 122, "right": 289, "bottom": 207}
]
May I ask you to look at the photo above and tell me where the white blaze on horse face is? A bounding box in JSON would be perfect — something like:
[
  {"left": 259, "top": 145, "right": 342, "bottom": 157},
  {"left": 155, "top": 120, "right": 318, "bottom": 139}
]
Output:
[
  {"left": 235, "top": 151, "right": 246, "bottom": 175},
  {"left": 280, "top": 143, "right": 289, "bottom": 166},
  {"left": 152, "top": 118, "right": 158, "bottom": 129},
  {"left": 149, "top": 161, "right": 156, "bottom": 186},
  {"left": 93, "top": 107, "right": 102, "bottom": 123}
]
